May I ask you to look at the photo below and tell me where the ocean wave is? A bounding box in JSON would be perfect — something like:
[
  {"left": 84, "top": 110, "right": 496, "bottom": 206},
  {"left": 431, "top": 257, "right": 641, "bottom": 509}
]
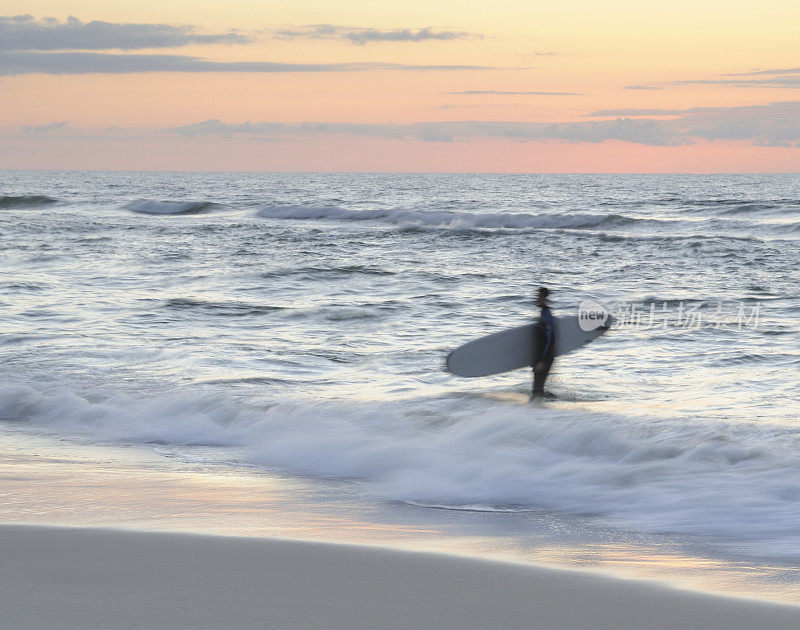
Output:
[
  {"left": 124, "top": 200, "right": 221, "bottom": 215},
  {"left": 2, "top": 382, "right": 800, "bottom": 556},
  {"left": 688, "top": 198, "right": 800, "bottom": 209},
  {"left": 595, "top": 231, "right": 766, "bottom": 244},
  {"left": 260, "top": 265, "right": 396, "bottom": 279},
  {"left": 715, "top": 203, "right": 781, "bottom": 215},
  {"left": 163, "top": 297, "right": 284, "bottom": 316},
  {"left": 601, "top": 197, "right": 800, "bottom": 213},
  {"left": 0, "top": 194, "right": 58, "bottom": 209},
  {"left": 256, "top": 204, "right": 660, "bottom": 231}
]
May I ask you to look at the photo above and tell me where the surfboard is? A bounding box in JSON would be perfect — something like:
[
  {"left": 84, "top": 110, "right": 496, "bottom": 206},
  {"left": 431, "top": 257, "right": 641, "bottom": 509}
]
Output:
[{"left": 445, "top": 315, "right": 613, "bottom": 378}]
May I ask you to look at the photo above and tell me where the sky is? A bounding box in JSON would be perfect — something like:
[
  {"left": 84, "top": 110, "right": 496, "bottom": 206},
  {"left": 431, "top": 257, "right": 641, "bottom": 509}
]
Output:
[{"left": 2, "top": 1, "right": 800, "bottom": 172}]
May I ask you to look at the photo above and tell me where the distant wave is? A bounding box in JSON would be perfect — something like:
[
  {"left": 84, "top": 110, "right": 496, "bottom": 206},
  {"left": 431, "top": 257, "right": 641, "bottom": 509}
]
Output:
[
  {"left": 124, "top": 200, "right": 221, "bottom": 215},
  {"left": 255, "top": 204, "right": 800, "bottom": 240},
  {"left": 715, "top": 203, "right": 780, "bottom": 215},
  {"left": 0, "top": 194, "right": 57, "bottom": 209},
  {"left": 256, "top": 204, "right": 658, "bottom": 231},
  {"left": 260, "top": 264, "right": 396, "bottom": 279},
  {"left": 702, "top": 198, "right": 800, "bottom": 207},
  {"left": 596, "top": 231, "right": 766, "bottom": 244},
  {"left": 163, "top": 297, "right": 284, "bottom": 316},
  {"left": 603, "top": 198, "right": 800, "bottom": 218}
]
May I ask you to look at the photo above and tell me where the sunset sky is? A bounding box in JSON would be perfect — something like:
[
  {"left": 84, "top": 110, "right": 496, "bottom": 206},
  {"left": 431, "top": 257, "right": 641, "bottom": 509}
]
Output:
[{"left": 2, "top": 1, "right": 800, "bottom": 171}]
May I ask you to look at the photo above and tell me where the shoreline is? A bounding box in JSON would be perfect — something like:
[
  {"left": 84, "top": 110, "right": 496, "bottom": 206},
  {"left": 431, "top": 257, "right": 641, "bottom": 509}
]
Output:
[
  {"left": 2, "top": 524, "right": 799, "bottom": 630},
  {"left": 4, "top": 425, "right": 800, "bottom": 605}
]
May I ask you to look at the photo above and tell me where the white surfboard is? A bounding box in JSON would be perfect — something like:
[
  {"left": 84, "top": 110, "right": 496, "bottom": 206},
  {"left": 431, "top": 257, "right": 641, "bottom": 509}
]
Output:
[{"left": 445, "top": 315, "right": 613, "bottom": 378}]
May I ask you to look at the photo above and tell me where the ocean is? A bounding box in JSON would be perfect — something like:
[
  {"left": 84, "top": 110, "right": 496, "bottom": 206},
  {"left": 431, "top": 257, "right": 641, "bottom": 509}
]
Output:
[{"left": 2, "top": 171, "right": 799, "bottom": 599}]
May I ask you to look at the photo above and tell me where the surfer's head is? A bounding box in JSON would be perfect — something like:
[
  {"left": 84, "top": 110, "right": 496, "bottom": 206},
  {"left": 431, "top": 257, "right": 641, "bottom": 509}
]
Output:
[{"left": 537, "top": 286, "right": 550, "bottom": 307}]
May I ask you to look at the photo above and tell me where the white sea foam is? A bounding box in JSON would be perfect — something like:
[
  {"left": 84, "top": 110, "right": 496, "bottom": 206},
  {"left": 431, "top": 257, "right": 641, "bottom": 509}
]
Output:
[{"left": 2, "top": 382, "right": 799, "bottom": 556}]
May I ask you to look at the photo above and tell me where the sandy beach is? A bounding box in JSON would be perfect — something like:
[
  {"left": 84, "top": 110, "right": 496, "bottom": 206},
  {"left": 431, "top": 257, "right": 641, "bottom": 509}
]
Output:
[{"left": 2, "top": 525, "right": 798, "bottom": 630}]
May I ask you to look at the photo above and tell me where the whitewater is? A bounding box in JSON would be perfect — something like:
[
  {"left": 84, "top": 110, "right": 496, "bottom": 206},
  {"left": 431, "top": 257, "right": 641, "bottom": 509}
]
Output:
[{"left": 2, "top": 171, "right": 800, "bottom": 584}]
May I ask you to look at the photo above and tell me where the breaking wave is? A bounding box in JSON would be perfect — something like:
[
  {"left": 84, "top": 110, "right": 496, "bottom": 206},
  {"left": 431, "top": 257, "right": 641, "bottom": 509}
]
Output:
[
  {"left": 2, "top": 382, "right": 800, "bottom": 558},
  {"left": 256, "top": 204, "right": 661, "bottom": 231}
]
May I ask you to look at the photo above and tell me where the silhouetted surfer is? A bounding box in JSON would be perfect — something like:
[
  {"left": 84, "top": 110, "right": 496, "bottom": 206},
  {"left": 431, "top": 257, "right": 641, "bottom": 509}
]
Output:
[{"left": 532, "top": 287, "right": 555, "bottom": 397}]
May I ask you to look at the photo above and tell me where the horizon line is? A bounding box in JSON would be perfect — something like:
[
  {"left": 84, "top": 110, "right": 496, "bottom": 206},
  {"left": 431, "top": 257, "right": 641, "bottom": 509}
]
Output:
[{"left": 2, "top": 168, "right": 799, "bottom": 175}]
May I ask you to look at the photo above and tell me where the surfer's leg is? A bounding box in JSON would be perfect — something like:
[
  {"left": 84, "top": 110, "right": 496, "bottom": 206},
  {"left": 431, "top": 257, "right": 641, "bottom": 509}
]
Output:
[
  {"left": 532, "top": 368, "right": 545, "bottom": 397},
  {"left": 542, "top": 358, "right": 554, "bottom": 394},
  {"left": 532, "top": 358, "right": 553, "bottom": 397}
]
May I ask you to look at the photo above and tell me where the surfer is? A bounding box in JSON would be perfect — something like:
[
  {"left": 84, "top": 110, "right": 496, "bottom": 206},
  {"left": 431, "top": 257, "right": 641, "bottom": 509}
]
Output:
[{"left": 532, "top": 287, "right": 555, "bottom": 397}]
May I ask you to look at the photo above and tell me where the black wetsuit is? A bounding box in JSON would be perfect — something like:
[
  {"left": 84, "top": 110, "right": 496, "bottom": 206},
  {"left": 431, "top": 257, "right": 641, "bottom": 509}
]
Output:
[{"left": 532, "top": 305, "right": 555, "bottom": 396}]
